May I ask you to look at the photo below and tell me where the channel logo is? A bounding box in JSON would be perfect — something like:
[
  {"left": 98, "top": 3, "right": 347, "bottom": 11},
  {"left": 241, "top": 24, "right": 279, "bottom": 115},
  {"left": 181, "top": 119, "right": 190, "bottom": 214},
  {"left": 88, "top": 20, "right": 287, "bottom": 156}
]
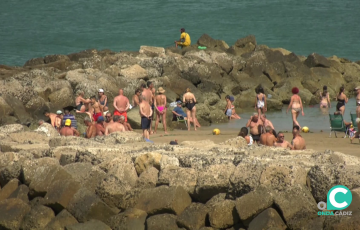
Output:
[{"left": 317, "top": 185, "right": 352, "bottom": 216}]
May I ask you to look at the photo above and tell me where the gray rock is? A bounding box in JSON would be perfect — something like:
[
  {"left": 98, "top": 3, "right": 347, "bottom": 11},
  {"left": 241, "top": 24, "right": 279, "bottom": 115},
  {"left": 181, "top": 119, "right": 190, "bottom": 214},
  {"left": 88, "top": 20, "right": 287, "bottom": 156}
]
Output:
[
  {"left": 21, "top": 205, "right": 55, "bottom": 230},
  {"left": 0, "top": 198, "right": 31, "bottom": 230},
  {"left": 194, "top": 163, "right": 235, "bottom": 203},
  {"left": 67, "top": 188, "right": 117, "bottom": 223},
  {"left": 208, "top": 200, "right": 240, "bottom": 229},
  {"left": 304, "top": 53, "right": 331, "bottom": 68},
  {"left": 8, "top": 184, "right": 29, "bottom": 203},
  {"left": 235, "top": 186, "right": 274, "bottom": 226},
  {"left": 146, "top": 214, "right": 181, "bottom": 230},
  {"left": 248, "top": 208, "right": 287, "bottom": 230},
  {"left": 44, "top": 179, "right": 81, "bottom": 213},
  {"left": 176, "top": 203, "right": 208, "bottom": 230},
  {"left": 45, "top": 209, "right": 79, "bottom": 230},
  {"left": 158, "top": 166, "right": 197, "bottom": 195},
  {"left": 205, "top": 193, "right": 227, "bottom": 208},
  {"left": 135, "top": 186, "right": 191, "bottom": 215},
  {"left": 65, "top": 219, "right": 111, "bottom": 230},
  {"left": 20, "top": 157, "right": 59, "bottom": 186},
  {"left": 0, "top": 162, "right": 21, "bottom": 187},
  {"left": 0, "top": 178, "right": 20, "bottom": 202},
  {"left": 106, "top": 208, "right": 147, "bottom": 230},
  {"left": 135, "top": 167, "right": 158, "bottom": 189}
]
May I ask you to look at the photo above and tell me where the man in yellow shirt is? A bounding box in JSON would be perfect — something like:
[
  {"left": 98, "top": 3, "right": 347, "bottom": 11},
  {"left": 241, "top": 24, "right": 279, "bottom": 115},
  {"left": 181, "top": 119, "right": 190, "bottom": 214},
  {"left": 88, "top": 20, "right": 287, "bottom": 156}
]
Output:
[{"left": 175, "top": 28, "right": 191, "bottom": 48}]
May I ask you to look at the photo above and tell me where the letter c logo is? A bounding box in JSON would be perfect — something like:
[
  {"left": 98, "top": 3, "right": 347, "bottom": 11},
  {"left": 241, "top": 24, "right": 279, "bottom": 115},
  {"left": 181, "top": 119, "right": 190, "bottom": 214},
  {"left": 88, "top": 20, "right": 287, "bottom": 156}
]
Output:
[
  {"left": 329, "top": 188, "right": 348, "bottom": 208},
  {"left": 327, "top": 185, "right": 352, "bottom": 210}
]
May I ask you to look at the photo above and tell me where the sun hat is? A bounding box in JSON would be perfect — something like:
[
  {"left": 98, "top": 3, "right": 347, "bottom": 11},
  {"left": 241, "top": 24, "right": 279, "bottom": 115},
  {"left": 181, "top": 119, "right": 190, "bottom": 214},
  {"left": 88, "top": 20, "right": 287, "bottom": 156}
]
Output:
[
  {"left": 157, "top": 87, "right": 165, "bottom": 94},
  {"left": 65, "top": 119, "right": 71, "bottom": 126},
  {"left": 98, "top": 89, "right": 104, "bottom": 93},
  {"left": 56, "top": 110, "right": 62, "bottom": 115}
]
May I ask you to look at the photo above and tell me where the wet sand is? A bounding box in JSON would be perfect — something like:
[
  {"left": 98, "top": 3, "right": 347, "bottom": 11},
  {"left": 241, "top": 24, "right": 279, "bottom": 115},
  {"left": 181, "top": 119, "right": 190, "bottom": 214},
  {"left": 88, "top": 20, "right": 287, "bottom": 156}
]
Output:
[{"left": 134, "top": 128, "right": 360, "bottom": 158}]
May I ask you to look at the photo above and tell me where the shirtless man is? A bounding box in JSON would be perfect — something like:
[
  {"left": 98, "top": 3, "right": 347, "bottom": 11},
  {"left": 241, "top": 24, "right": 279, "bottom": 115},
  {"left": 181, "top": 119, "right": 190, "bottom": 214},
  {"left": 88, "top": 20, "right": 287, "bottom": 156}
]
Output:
[
  {"left": 104, "top": 112, "right": 113, "bottom": 128},
  {"left": 246, "top": 113, "right": 263, "bottom": 144},
  {"left": 84, "top": 117, "right": 97, "bottom": 138},
  {"left": 132, "top": 89, "right": 141, "bottom": 108},
  {"left": 261, "top": 114, "right": 275, "bottom": 131},
  {"left": 154, "top": 87, "right": 168, "bottom": 134},
  {"left": 260, "top": 126, "right": 277, "bottom": 146},
  {"left": 105, "top": 115, "right": 125, "bottom": 135},
  {"left": 139, "top": 96, "right": 153, "bottom": 140},
  {"left": 224, "top": 95, "right": 232, "bottom": 120},
  {"left": 44, "top": 110, "right": 62, "bottom": 131},
  {"left": 60, "top": 119, "right": 80, "bottom": 136},
  {"left": 95, "top": 116, "right": 105, "bottom": 136},
  {"left": 90, "top": 96, "right": 103, "bottom": 122},
  {"left": 113, "top": 89, "right": 130, "bottom": 122},
  {"left": 142, "top": 82, "right": 155, "bottom": 133},
  {"left": 119, "top": 115, "right": 133, "bottom": 131},
  {"left": 274, "top": 132, "right": 293, "bottom": 149},
  {"left": 292, "top": 125, "right": 306, "bottom": 150}
]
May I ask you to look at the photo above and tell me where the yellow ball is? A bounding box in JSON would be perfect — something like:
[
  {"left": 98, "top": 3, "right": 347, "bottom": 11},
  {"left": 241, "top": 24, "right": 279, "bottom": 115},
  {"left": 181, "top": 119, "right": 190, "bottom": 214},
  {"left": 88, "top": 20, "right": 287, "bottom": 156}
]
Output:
[
  {"left": 213, "top": 128, "right": 220, "bottom": 135},
  {"left": 302, "top": 126, "right": 309, "bottom": 133}
]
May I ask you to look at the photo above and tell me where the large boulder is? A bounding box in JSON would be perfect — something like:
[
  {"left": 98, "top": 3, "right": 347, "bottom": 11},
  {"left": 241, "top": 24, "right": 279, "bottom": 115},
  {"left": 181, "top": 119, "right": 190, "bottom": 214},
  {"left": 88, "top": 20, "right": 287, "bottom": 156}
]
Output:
[
  {"left": 248, "top": 208, "right": 287, "bottom": 230},
  {"left": 20, "top": 157, "right": 59, "bottom": 186},
  {"left": 176, "top": 203, "right": 208, "bottom": 230},
  {"left": 134, "top": 152, "right": 162, "bottom": 175},
  {"left": 194, "top": 164, "right": 235, "bottom": 202},
  {"left": 48, "top": 87, "right": 74, "bottom": 109},
  {"left": 0, "top": 178, "right": 20, "bottom": 202},
  {"left": 146, "top": 214, "right": 180, "bottom": 230},
  {"left": 158, "top": 166, "right": 197, "bottom": 195},
  {"left": 8, "top": 184, "right": 30, "bottom": 203},
  {"left": 65, "top": 219, "right": 111, "bottom": 230},
  {"left": 120, "top": 64, "right": 148, "bottom": 79},
  {"left": 67, "top": 188, "right": 117, "bottom": 223},
  {"left": 304, "top": 53, "right": 331, "bottom": 68},
  {"left": 139, "top": 46, "right": 165, "bottom": 57},
  {"left": 45, "top": 209, "right": 79, "bottom": 230},
  {"left": 20, "top": 205, "right": 55, "bottom": 230},
  {"left": 0, "top": 198, "right": 31, "bottom": 230},
  {"left": 208, "top": 200, "right": 240, "bottom": 229},
  {"left": 228, "top": 35, "right": 256, "bottom": 56},
  {"left": 135, "top": 186, "right": 191, "bottom": 215},
  {"left": 135, "top": 167, "right": 159, "bottom": 189},
  {"left": 106, "top": 208, "right": 147, "bottom": 230}
]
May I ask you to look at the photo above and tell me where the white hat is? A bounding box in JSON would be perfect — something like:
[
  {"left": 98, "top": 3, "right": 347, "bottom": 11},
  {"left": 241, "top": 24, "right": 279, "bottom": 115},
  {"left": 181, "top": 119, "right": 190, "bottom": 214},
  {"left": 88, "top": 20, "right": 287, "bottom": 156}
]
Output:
[
  {"left": 56, "top": 110, "right": 62, "bottom": 115},
  {"left": 98, "top": 89, "right": 104, "bottom": 93},
  {"left": 355, "top": 86, "right": 360, "bottom": 90}
]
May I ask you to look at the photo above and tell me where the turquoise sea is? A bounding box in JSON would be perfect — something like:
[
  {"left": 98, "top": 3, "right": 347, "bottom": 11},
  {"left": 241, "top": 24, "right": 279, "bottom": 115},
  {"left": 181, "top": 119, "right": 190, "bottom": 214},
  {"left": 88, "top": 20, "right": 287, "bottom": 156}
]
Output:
[{"left": 1, "top": 0, "right": 360, "bottom": 66}]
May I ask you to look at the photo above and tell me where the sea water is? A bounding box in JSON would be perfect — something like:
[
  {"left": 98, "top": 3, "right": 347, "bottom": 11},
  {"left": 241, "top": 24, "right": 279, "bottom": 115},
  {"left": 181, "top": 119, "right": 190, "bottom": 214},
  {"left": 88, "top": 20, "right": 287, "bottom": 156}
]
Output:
[
  {"left": 216, "top": 98, "right": 358, "bottom": 132},
  {"left": 1, "top": 0, "right": 360, "bottom": 66}
]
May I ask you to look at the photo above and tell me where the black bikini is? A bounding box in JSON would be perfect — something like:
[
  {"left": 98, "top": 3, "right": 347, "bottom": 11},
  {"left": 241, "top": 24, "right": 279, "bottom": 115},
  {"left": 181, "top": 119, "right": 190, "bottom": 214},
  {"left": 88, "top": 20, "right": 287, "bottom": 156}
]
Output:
[
  {"left": 185, "top": 100, "right": 196, "bottom": 111},
  {"left": 336, "top": 98, "right": 345, "bottom": 111},
  {"left": 76, "top": 102, "right": 83, "bottom": 111}
]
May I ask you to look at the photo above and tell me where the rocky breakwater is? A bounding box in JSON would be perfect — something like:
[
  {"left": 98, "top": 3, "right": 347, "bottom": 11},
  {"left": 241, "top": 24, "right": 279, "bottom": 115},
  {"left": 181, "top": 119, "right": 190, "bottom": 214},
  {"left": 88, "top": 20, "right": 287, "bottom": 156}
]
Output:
[
  {"left": 0, "top": 124, "right": 360, "bottom": 229},
  {"left": 1, "top": 34, "right": 360, "bottom": 130}
]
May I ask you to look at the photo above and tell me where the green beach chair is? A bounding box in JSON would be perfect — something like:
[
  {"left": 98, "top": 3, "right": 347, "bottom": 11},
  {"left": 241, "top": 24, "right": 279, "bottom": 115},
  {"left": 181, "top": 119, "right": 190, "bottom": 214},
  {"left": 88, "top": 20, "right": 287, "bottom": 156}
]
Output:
[
  {"left": 350, "top": 113, "right": 358, "bottom": 131},
  {"left": 329, "top": 114, "right": 349, "bottom": 138}
]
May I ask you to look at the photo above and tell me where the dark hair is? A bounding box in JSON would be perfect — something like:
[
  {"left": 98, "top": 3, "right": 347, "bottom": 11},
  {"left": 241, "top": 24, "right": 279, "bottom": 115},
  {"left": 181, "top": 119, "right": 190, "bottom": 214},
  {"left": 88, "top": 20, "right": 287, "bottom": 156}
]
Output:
[
  {"left": 64, "top": 109, "right": 70, "bottom": 113},
  {"left": 180, "top": 28, "right": 185, "bottom": 32},
  {"left": 135, "top": 89, "right": 141, "bottom": 94},
  {"left": 147, "top": 81, "right": 152, "bottom": 87},
  {"left": 113, "top": 115, "right": 120, "bottom": 122},
  {"left": 322, "top": 89, "right": 328, "bottom": 97},
  {"left": 43, "top": 111, "right": 49, "bottom": 115},
  {"left": 293, "top": 125, "right": 300, "bottom": 131},
  {"left": 90, "top": 95, "right": 96, "bottom": 99},
  {"left": 339, "top": 86, "right": 344, "bottom": 96},
  {"left": 258, "top": 87, "right": 264, "bottom": 94},
  {"left": 238, "top": 127, "right": 248, "bottom": 137},
  {"left": 323, "top": 85, "right": 327, "bottom": 90},
  {"left": 141, "top": 84, "right": 146, "bottom": 89},
  {"left": 225, "top": 95, "right": 230, "bottom": 100}
]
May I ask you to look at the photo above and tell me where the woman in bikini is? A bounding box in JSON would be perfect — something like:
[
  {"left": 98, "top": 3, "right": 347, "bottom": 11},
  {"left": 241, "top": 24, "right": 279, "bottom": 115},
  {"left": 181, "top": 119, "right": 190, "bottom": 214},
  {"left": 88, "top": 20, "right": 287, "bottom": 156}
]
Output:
[
  {"left": 254, "top": 87, "right": 267, "bottom": 116},
  {"left": 98, "top": 89, "right": 109, "bottom": 115},
  {"left": 230, "top": 96, "right": 241, "bottom": 119},
  {"left": 183, "top": 88, "right": 200, "bottom": 131},
  {"left": 319, "top": 85, "right": 331, "bottom": 110},
  {"left": 286, "top": 87, "right": 304, "bottom": 129},
  {"left": 154, "top": 87, "right": 168, "bottom": 134},
  {"left": 336, "top": 86, "right": 348, "bottom": 116},
  {"left": 75, "top": 91, "right": 92, "bottom": 120}
]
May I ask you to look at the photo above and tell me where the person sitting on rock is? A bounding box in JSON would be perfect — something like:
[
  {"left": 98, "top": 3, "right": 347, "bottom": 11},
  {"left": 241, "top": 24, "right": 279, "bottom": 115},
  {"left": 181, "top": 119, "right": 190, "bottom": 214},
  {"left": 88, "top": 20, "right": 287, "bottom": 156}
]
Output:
[
  {"left": 75, "top": 91, "right": 92, "bottom": 119},
  {"left": 95, "top": 116, "right": 105, "bottom": 136},
  {"left": 246, "top": 113, "right": 263, "bottom": 144},
  {"left": 132, "top": 89, "right": 141, "bottom": 108},
  {"left": 105, "top": 115, "right": 125, "bottom": 135},
  {"left": 172, "top": 101, "right": 201, "bottom": 128},
  {"left": 274, "top": 132, "right": 293, "bottom": 149},
  {"left": 119, "top": 115, "right": 133, "bottom": 131},
  {"left": 175, "top": 28, "right": 191, "bottom": 48},
  {"left": 60, "top": 119, "right": 80, "bottom": 137},
  {"left": 113, "top": 89, "right": 130, "bottom": 122},
  {"left": 104, "top": 112, "right": 113, "bottom": 128},
  {"left": 84, "top": 117, "right": 97, "bottom": 138},
  {"left": 260, "top": 126, "right": 277, "bottom": 146},
  {"left": 98, "top": 89, "right": 109, "bottom": 116},
  {"left": 292, "top": 125, "right": 306, "bottom": 150},
  {"left": 90, "top": 95, "right": 103, "bottom": 122},
  {"left": 238, "top": 127, "right": 253, "bottom": 146},
  {"left": 62, "top": 109, "right": 77, "bottom": 130}
]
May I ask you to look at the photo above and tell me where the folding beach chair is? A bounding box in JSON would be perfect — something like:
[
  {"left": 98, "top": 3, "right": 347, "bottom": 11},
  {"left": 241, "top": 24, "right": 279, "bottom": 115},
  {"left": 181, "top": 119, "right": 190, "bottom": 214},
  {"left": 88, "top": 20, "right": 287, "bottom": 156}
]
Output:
[
  {"left": 329, "top": 114, "right": 349, "bottom": 138},
  {"left": 350, "top": 113, "right": 358, "bottom": 132},
  {"left": 172, "top": 114, "right": 188, "bottom": 128}
]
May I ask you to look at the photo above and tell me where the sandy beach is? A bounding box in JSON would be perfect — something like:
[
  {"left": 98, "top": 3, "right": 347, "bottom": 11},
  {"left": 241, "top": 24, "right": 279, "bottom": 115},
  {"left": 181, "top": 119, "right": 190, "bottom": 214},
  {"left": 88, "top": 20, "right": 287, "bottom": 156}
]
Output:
[{"left": 135, "top": 128, "right": 360, "bottom": 157}]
